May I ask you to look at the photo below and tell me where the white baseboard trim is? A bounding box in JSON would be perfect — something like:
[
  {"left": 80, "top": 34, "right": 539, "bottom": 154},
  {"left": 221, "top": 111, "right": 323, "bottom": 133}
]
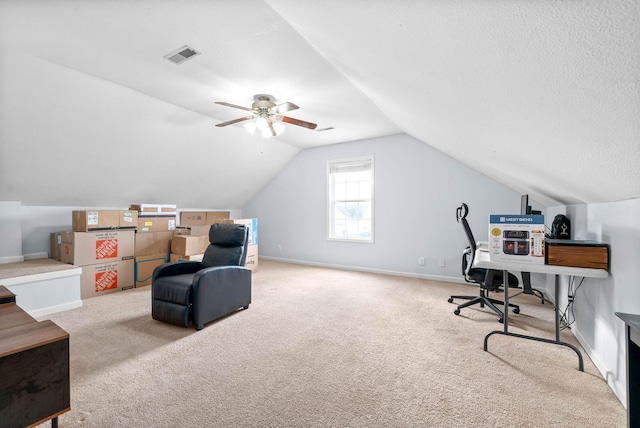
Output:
[
  {"left": 572, "top": 326, "right": 626, "bottom": 407},
  {"left": 31, "top": 300, "right": 83, "bottom": 319},
  {"left": 0, "top": 255, "right": 25, "bottom": 265},
  {"left": 23, "top": 252, "right": 50, "bottom": 260},
  {"left": 259, "top": 256, "right": 466, "bottom": 284}
]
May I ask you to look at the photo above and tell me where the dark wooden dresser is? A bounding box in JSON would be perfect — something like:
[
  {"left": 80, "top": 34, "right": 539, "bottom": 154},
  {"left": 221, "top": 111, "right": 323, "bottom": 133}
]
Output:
[{"left": 0, "top": 285, "right": 70, "bottom": 428}]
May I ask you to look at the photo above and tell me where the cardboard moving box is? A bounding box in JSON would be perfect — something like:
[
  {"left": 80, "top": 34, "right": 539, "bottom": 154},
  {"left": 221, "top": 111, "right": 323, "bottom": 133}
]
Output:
[
  {"left": 135, "top": 253, "right": 168, "bottom": 287},
  {"left": 79, "top": 259, "right": 134, "bottom": 299},
  {"left": 180, "top": 211, "right": 231, "bottom": 227},
  {"left": 130, "top": 204, "right": 177, "bottom": 217},
  {"left": 50, "top": 232, "right": 63, "bottom": 261},
  {"left": 206, "top": 211, "right": 231, "bottom": 224},
  {"left": 72, "top": 210, "right": 138, "bottom": 232},
  {"left": 244, "top": 244, "right": 258, "bottom": 272},
  {"left": 136, "top": 216, "right": 176, "bottom": 233},
  {"left": 170, "top": 253, "right": 204, "bottom": 262},
  {"left": 546, "top": 239, "right": 610, "bottom": 270},
  {"left": 61, "top": 230, "right": 135, "bottom": 266},
  {"left": 180, "top": 211, "right": 207, "bottom": 226},
  {"left": 134, "top": 231, "right": 174, "bottom": 257},
  {"left": 171, "top": 235, "right": 209, "bottom": 256}
]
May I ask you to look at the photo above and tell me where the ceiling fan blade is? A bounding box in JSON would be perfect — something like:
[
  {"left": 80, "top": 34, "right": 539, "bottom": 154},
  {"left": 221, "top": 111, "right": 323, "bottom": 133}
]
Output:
[
  {"left": 274, "top": 102, "right": 299, "bottom": 114},
  {"left": 281, "top": 116, "right": 318, "bottom": 130},
  {"left": 215, "top": 116, "right": 254, "bottom": 127},
  {"left": 215, "top": 101, "right": 253, "bottom": 112},
  {"left": 267, "top": 121, "right": 277, "bottom": 137}
]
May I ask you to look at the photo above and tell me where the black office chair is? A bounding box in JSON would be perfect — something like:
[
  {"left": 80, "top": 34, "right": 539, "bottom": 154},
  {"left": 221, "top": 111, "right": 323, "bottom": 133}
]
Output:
[{"left": 448, "top": 203, "right": 520, "bottom": 323}]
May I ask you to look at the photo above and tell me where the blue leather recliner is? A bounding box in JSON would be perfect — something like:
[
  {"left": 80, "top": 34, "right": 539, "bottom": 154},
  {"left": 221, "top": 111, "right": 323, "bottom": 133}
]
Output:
[{"left": 151, "top": 223, "right": 252, "bottom": 330}]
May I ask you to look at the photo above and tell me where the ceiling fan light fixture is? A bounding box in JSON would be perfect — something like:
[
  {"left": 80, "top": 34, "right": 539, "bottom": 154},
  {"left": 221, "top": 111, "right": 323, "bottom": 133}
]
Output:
[
  {"left": 255, "top": 117, "right": 269, "bottom": 131},
  {"left": 215, "top": 95, "right": 316, "bottom": 136}
]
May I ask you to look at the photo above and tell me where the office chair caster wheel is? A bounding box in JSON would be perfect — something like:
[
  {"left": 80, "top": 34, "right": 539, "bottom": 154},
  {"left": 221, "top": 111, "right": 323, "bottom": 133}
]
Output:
[
  {"left": 512, "top": 308, "right": 520, "bottom": 314},
  {"left": 498, "top": 318, "right": 504, "bottom": 323},
  {"left": 448, "top": 297, "right": 454, "bottom": 303},
  {"left": 454, "top": 309, "right": 460, "bottom": 316}
]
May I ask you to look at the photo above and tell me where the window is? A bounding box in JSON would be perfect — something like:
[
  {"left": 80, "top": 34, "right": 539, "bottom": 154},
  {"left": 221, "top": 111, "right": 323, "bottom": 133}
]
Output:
[{"left": 327, "top": 156, "right": 374, "bottom": 242}]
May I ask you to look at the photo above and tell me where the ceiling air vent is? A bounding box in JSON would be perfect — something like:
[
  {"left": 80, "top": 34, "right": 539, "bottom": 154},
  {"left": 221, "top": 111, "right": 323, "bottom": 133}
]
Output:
[{"left": 163, "top": 45, "right": 201, "bottom": 65}]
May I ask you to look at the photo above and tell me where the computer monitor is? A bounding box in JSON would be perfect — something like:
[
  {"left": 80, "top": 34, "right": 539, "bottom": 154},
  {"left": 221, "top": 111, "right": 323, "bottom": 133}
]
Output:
[{"left": 521, "top": 194, "right": 531, "bottom": 215}]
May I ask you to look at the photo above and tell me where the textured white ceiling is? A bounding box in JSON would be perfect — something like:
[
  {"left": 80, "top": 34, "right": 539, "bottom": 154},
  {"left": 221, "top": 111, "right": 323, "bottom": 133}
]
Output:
[{"left": 1, "top": 0, "right": 638, "bottom": 208}]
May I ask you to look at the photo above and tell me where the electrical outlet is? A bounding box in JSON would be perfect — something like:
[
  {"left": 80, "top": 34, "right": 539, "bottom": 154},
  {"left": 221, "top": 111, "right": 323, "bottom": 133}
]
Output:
[
  {"left": 418, "top": 257, "right": 425, "bottom": 266},
  {"left": 438, "top": 258, "right": 446, "bottom": 267}
]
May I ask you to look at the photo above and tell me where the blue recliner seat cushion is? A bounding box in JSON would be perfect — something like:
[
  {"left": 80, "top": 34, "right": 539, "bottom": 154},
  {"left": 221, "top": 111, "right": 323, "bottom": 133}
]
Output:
[{"left": 152, "top": 274, "right": 194, "bottom": 305}]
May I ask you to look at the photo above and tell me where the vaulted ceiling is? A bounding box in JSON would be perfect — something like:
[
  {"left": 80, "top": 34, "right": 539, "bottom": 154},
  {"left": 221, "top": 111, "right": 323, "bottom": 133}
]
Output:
[{"left": 1, "top": 1, "right": 638, "bottom": 208}]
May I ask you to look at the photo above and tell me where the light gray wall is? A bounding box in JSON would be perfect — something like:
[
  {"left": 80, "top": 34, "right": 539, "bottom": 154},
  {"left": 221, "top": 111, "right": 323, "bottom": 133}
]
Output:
[
  {"left": 243, "top": 133, "right": 522, "bottom": 279},
  {"left": 0, "top": 201, "right": 23, "bottom": 261},
  {"left": 546, "top": 199, "right": 640, "bottom": 405}
]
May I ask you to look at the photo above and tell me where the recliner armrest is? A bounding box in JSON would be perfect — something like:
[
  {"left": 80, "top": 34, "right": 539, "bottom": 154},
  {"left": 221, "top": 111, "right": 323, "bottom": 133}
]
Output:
[
  {"left": 152, "top": 261, "right": 203, "bottom": 282},
  {"left": 192, "top": 265, "right": 251, "bottom": 293}
]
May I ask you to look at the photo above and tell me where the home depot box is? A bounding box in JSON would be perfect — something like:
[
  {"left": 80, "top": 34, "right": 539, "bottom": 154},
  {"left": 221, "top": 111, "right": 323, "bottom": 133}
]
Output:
[
  {"left": 79, "top": 259, "right": 134, "bottom": 299},
  {"left": 130, "top": 204, "right": 177, "bottom": 217},
  {"left": 134, "top": 253, "right": 168, "bottom": 287},
  {"left": 488, "top": 215, "right": 545, "bottom": 264},
  {"left": 60, "top": 230, "right": 135, "bottom": 266},
  {"left": 546, "top": 239, "right": 610, "bottom": 270},
  {"left": 170, "top": 253, "right": 204, "bottom": 262},
  {"left": 134, "top": 231, "right": 174, "bottom": 257},
  {"left": 72, "top": 210, "right": 138, "bottom": 232},
  {"left": 171, "top": 234, "right": 209, "bottom": 256},
  {"left": 136, "top": 216, "right": 176, "bottom": 233}
]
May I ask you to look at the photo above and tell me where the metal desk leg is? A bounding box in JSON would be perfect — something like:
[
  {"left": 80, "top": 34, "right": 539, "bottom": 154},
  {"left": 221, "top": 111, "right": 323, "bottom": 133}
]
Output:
[
  {"left": 484, "top": 272, "right": 584, "bottom": 371},
  {"left": 503, "top": 269, "right": 509, "bottom": 332}
]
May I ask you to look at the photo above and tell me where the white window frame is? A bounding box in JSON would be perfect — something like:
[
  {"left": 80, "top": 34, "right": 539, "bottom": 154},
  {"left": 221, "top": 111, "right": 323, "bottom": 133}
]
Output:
[{"left": 327, "top": 155, "right": 374, "bottom": 243}]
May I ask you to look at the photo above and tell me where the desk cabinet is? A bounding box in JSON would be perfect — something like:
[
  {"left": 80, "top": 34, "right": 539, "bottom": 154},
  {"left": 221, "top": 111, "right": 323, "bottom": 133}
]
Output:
[{"left": 0, "top": 304, "right": 70, "bottom": 427}]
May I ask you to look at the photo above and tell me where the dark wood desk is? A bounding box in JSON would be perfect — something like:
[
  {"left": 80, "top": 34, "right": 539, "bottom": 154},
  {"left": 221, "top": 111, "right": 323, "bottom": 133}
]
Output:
[
  {"left": 616, "top": 312, "right": 640, "bottom": 428},
  {"left": 0, "top": 301, "right": 70, "bottom": 428},
  {"left": 0, "top": 285, "right": 16, "bottom": 304}
]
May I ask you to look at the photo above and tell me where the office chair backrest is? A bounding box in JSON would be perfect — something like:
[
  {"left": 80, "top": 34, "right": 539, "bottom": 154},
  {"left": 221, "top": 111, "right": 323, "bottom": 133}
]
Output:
[
  {"left": 457, "top": 203, "right": 476, "bottom": 253},
  {"left": 457, "top": 203, "right": 477, "bottom": 278}
]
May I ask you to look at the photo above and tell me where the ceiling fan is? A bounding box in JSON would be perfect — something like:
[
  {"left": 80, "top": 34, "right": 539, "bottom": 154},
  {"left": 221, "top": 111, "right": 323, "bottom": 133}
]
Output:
[{"left": 215, "top": 95, "right": 317, "bottom": 137}]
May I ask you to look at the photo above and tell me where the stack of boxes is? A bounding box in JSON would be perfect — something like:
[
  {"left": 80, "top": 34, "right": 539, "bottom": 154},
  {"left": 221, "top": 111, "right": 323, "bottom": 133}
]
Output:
[
  {"left": 60, "top": 210, "right": 137, "bottom": 299},
  {"left": 129, "top": 204, "right": 177, "bottom": 288},
  {"left": 51, "top": 207, "right": 259, "bottom": 300}
]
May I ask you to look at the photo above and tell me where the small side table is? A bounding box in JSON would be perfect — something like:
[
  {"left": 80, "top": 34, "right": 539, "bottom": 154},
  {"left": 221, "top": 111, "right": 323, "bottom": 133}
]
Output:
[
  {"left": 616, "top": 312, "right": 640, "bottom": 428},
  {"left": 0, "top": 285, "right": 16, "bottom": 304}
]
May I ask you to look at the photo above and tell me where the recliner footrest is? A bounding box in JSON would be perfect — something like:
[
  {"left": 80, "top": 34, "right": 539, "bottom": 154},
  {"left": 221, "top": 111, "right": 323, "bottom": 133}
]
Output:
[{"left": 152, "top": 300, "right": 190, "bottom": 327}]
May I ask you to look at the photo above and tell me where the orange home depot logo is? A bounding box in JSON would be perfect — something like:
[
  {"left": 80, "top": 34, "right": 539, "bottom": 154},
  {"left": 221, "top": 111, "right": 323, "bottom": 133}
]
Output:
[
  {"left": 95, "top": 269, "right": 118, "bottom": 292},
  {"left": 95, "top": 238, "right": 118, "bottom": 260}
]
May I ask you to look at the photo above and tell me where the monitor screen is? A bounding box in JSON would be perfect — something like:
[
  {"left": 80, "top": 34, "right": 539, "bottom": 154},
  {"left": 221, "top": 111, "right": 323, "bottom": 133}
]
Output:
[{"left": 521, "top": 194, "right": 530, "bottom": 215}]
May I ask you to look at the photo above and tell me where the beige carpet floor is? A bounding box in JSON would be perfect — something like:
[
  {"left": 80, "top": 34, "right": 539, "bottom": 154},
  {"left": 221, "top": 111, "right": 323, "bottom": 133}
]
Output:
[{"left": 37, "top": 260, "right": 625, "bottom": 427}]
